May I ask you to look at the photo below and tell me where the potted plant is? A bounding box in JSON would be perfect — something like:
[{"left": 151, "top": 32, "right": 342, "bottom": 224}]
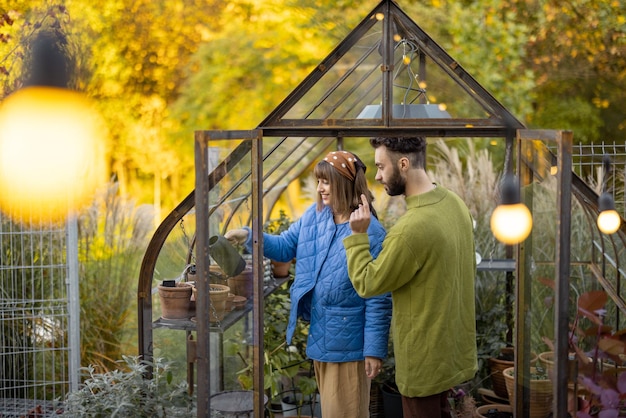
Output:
[
  {"left": 264, "top": 209, "right": 294, "bottom": 278},
  {"left": 474, "top": 265, "right": 513, "bottom": 399},
  {"left": 488, "top": 346, "right": 515, "bottom": 400},
  {"left": 60, "top": 356, "right": 195, "bottom": 417},
  {"left": 373, "top": 338, "right": 402, "bottom": 418},
  {"left": 476, "top": 404, "right": 513, "bottom": 418},
  {"left": 237, "top": 280, "right": 316, "bottom": 416},
  {"left": 488, "top": 345, "right": 541, "bottom": 402},
  {"left": 503, "top": 365, "right": 552, "bottom": 418},
  {"left": 157, "top": 279, "right": 193, "bottom": 320},
  {"left": 572, "top": 289, "right": 626, "bottom": 417},
  {"left": 449, "top": 385, "right": 477, "bottom": 418},
  {"left": 280, "top": 365, "right": 320, "bottom": 418}
]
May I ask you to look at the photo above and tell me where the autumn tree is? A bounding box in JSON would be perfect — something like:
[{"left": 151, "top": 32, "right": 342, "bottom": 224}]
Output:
[
  {"left": 522, "top": 0, "right": 626, "bottom": 143},
  {"left": 61, "top": 0, "right": 227, "bottom": 221}
]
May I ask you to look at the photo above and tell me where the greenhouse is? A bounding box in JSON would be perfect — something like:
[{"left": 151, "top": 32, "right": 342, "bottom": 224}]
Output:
[{"left": 1, "top": 1, "right": 625, "bottom": 417}]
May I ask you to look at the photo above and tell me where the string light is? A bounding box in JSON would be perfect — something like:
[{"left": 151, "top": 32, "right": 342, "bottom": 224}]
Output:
[
  {"left": 490, "top": 174, "right": 533, "bottom": 245},
  {"left": 597, "top": 155, "right": 621, "bottom": 235}
]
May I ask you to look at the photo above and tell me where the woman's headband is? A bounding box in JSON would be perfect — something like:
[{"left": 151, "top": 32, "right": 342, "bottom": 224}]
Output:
[{"left": 323, "top": 151, "right": 360, "bottom": 181}]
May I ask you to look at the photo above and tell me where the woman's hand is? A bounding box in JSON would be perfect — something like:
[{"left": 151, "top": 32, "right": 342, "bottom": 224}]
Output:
[
  {"left": 365, "top": 356, "right": 383, "bottom": 379},
  {"left": 224, "top": 229, "right": 249, "bottom": 246}
]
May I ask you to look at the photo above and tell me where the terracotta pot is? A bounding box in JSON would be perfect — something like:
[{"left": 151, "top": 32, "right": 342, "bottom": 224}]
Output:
[
  {"left": 209, "top": 264, "right": 229, "bottom": 283},
  {"left": 476, "top": 404, "right": 513, "bottom": 418},
  {"left": 232, "top": 295, "right": 247, "bottom": 310},
  {"left": 193, "top": 284, "right": 230, "bottom": 323},
  {"left": 271, "top": 259, "right": 292, "bottom": 278},
  {"left": 158, "top": 282, "right": 193, "bottom": 320},
  {"left": 224, "top": 293, "right": 235, "bottom": 312},
  {"left": 228, "top": 268, "right": 253, "bottom": 299}
]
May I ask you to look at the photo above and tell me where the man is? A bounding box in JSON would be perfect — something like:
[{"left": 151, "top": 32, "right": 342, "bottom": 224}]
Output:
[{"left": 343, "top": 137, "right": 477, "bottom": 418}]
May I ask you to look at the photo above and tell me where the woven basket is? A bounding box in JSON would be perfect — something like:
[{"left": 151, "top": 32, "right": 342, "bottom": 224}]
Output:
[
  {"left": 538, "top": 350, "right": 612, "bottom": 382},
  {"left": 503, "top": 366, "right": 552, "bottom": 418},
  {"left": 369, "top": 382, "right": 384, "bottom": 418},
  {"left": 489, "top": 347, "right": 514, "bottom": 399},
  {"left": 489, "top": 347, "right": 538, "bottom": 399},
  {"left": 538, "top": 351, "right": 559, "bottom": 376}
]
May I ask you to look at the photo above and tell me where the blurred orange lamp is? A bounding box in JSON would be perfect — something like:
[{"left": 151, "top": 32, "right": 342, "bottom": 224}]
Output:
[
  {"left": 0, "top": 32, "right": 106, "bottom": 224},
  {"left": 490, "top": 174, "right": 533, "bottom": 245}
]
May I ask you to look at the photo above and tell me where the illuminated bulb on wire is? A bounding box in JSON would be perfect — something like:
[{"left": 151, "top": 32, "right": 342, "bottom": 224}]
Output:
[
  {"left": 597, "top": 192, "right": 621, "bottom": 234},
  {"left": 490, "top": 174, "right": 533, "bottom": 244}
]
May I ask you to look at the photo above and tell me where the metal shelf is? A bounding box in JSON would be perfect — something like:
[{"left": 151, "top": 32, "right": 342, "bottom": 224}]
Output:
[{"left": 152, "top": 277, "right": 291, "bottom": 334}]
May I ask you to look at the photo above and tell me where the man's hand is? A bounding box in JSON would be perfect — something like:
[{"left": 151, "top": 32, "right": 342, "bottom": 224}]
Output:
[
  {"left": 349, "top": 194, "right": 371, "bottom": 234},
  {"left": 224, "top": 229, "right": 249, "bottom": 246}
]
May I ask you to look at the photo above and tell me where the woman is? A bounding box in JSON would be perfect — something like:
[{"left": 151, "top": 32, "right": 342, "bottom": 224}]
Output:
[{"left": 226, "top": 150, "right": 391, "bottom": 418}]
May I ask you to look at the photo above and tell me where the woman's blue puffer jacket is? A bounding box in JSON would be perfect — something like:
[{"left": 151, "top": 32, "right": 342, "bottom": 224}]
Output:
[{"left": 246, "top": 203, "right": 391, "bottom": 362}]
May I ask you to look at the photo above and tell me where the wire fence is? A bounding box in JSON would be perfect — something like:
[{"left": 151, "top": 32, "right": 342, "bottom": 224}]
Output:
[
  {"left": 0, "top": 215, "right": 75, "bottom": 417},
  {"left": 571, "top": 141, "right": 626, "bottom": 217}
]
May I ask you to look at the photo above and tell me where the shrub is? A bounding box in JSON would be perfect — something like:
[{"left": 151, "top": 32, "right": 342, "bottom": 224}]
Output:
[{"left": 60, "top": 356, "right": 195, "bottom": 417}]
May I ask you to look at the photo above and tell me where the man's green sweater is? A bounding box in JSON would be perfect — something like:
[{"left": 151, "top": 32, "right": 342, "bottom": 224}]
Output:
[{"left": 344, "top": 185, "right": 478, "bottom": 397}]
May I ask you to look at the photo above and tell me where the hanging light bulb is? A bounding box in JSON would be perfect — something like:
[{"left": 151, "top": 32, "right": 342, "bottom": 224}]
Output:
[
  {"left": 597, "top": 155, "right": 621, "bottom": 235},
  {"left": 0, "top": 32, "right": 107, "bottom": 225},
  {"left": 490, "top": 174, "right": 533, "bottom": 244},
  {"left": 597, "top": 193, "right": 621, "bottom": 234}
]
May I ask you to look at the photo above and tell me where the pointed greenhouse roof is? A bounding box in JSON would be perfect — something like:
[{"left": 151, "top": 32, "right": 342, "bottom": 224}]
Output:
[{"left": 258, "top": 0, "right": 524, "bottom": 138}]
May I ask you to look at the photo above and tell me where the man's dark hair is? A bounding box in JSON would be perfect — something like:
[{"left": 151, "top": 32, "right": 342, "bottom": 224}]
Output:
[{"left": 370, "top": 137, "right": 427, "bottom": 168}]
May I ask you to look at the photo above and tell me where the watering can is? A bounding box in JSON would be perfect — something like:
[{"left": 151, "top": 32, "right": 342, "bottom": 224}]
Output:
[{"left": 209, "top": 235, "right": 246, "bottom": 277}]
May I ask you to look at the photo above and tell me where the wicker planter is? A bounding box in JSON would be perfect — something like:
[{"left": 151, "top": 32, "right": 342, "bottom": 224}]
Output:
[
  {"left": 538, "top": 350, "right": 610, "bottom": 379},
  {"left": 489, "top": 347, "right": 515, "bottom": 399},
  {"left": 503, "top": 366, "right": 552, "bottom": 418},
  {"left": 369, "top": 381, "right": 384, "bottom": 418},
  {"left": 538, "top": 351, "right": 560, "bottom": 377},
  {"left": 489, "top": 347, "right": 537, "bottom": 399}
]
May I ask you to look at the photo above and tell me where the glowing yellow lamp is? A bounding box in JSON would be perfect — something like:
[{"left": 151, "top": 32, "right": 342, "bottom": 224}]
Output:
[
  {"left": 490, "top": 175, "right": 533, "bottom": 245},
  {"left": 597, "top": 192, "right": 621, "bottom": 235},
  {"left": 0, "top": 86, "right": 107, "bottom": 224}
]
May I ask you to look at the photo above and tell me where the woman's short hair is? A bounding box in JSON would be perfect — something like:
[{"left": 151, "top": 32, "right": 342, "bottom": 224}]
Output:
[{"left": 314, "top": 156, "right": 377, "bottom": 218}]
